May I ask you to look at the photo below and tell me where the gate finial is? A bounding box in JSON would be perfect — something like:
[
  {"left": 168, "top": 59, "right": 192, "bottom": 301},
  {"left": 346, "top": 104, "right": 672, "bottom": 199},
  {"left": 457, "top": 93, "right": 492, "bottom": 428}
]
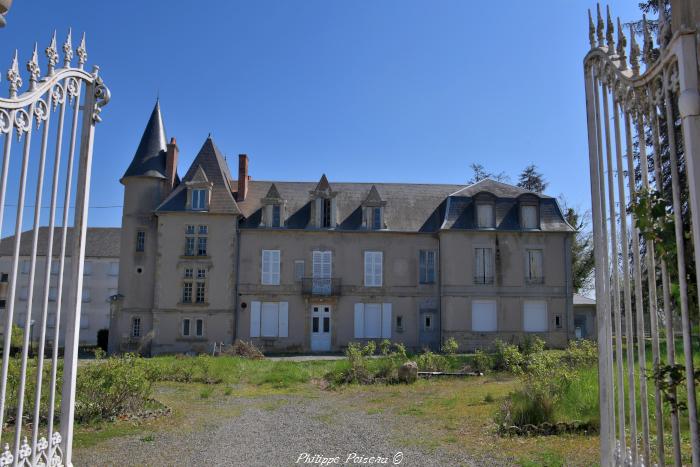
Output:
[
  {"left": 596, "top": 4, "right": 604, "bottom": 48},
  {"left": 642, "top": 15, "right": 653, "bottom": 67},
  {"left": 605, "top": 6, "right": 615, "bottom": 54},
  {"left": 63, "top": 28, "right": 73, "bottom": 67},
  {"left": 587, "top": 10, "right": 596, "bottom": 49},
  {"left": 629, "top": 23, "right": 640, "bottom": 75},
  {"left": 46, "top": 31, "right": 58, "bottom": 76},
  {"left": 77, "top": 33, "right": 87, "bottom": 69},
  {"left": 657, "top": 0, "right": 670, "bottom": 49},
  {"left": 26, "top": 43, "right": 40, "bottom": 91},
  {"left": 616, "top": 18, "right": 627, "bottom": 70},
  {"left": 7, "top": 50, "right": 22, "bottom": 98}
]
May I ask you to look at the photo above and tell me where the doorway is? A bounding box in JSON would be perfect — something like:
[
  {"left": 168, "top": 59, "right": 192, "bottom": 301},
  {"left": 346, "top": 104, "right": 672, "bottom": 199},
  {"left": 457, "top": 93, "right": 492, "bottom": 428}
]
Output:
[{"left": 311, "top": 304, "right": 331, "bottom": 351}]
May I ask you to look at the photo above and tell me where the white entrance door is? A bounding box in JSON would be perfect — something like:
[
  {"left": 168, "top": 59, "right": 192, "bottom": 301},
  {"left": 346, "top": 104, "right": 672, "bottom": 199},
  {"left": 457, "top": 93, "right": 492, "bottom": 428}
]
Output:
[
  {"left": 312, "top": 250, "right": 332, "bottom": 295},
  {"left": 311, "top": 305, "right": 331, "bottom": 351}
]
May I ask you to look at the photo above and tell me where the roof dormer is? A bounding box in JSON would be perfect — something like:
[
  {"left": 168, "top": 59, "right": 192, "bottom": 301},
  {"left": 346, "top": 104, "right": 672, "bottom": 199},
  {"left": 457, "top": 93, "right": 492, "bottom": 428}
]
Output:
[
  {"left": 260, "top": 183, "right": 286, "bottom": 228},
  {"left": 518, "top": 194, "right": 540, "bottom": 230},
  {"left": 362, "top": 185, "right": 387, "bottom": 230},
  {"left": 185, "top": 166, "right": 213, "bottom": 211},
  {"left": 474, "top": 192, "right": 496, "bottom": 229},
  {"left": 309, "top": 174, "right": 337, "bottom": 229}
]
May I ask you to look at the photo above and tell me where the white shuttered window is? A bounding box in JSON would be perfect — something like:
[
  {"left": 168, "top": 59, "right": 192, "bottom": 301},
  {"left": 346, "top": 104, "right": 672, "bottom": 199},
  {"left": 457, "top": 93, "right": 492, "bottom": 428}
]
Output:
[
  {"left": 364, "top": 251, "right": 383, "bottom": 287},
  {"left": 353, "top": 303, "right": 392, "bottom": 339},
  {"left": 523, "top": 300, "right": 548, "bottom": 332},
  {"left": 250, "top": 301, "right": 288, "bottom": 338},
  {"left": 521, "top": 205, "right": 538, "bottom": 229},
  {"left": 472, "top": 300, "right": 497, "bottom": 332},
  {"left": 474, "top": 248, "right": 494, "bottom": 284},
  {"left": 476, "top": 204, "right": 494, "bottom": 228},
  {"left": 261, "top": 250, "right": 281, "bottom": 285},
  {"left": 526, "top": 249, "right": 544, "bottom": 282}
]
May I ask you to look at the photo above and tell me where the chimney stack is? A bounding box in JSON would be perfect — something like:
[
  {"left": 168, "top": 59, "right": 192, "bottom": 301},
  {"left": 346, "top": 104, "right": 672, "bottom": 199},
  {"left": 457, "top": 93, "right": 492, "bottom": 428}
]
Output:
[
  {"left": 238, "top": 154, "right": 249, "bottom": 201},
  {"left": 165, "top": 137, "right": 179, "bottom": 191}
]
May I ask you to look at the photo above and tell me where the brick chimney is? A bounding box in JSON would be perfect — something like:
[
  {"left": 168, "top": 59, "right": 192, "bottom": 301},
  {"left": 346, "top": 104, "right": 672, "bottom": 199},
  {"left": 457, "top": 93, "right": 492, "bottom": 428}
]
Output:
[
  {"left": 237, "top": 154, "right": 249, "bottom": 201},
  {"left": 165, "top": 137, "right": 179, "bottom": 191}
]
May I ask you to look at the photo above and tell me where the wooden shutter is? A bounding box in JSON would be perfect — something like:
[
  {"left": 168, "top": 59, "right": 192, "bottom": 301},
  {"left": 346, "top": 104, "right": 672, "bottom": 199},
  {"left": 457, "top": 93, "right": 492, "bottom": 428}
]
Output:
[
  {"left": 382, "top": 303, "right": 392, "bottom": 338},
  {"left": 278, "top": 302, "right": 289, "bottom": 337},
  {"left": 484, "top": 248, "right": 493, "bottom": 281},
  {"left": 472, "top": 300, "right": 497, "bottom": 332},
  {"left": 375, "top": 252, "right": 383, "bottom": 286},
  {"left": 354, "top": 303, "right": 364, "bottom": 338},
  {"left": 475, "top": 248, "right": 484, "bottom": 281},
  {"left": 261, "top": 250, "right": 269, "bottom": 284},
  {"left": 523, "top": 300, "right": 547, "bottom": 332},
  {"left": 250, "top": 301, "right": 261, "bottom": 337},
  {"left": 419, "top": 251, "right": 426, "bottom": 283},
  {"left": 272, "top": 250, "right": 280, "bottom": 285}
]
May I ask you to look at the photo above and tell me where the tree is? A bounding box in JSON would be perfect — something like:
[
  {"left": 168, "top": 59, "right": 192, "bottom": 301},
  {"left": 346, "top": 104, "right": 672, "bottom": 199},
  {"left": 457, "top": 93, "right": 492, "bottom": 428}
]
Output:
[
  {"left": 560, "top": 197, "right": 595, "bottom": 293},
  {"left": 467, "top": 163, "right": 509, "bottom": 185},
  {"left": 517, "top": 164, "right": 548, "bottom": 193}
]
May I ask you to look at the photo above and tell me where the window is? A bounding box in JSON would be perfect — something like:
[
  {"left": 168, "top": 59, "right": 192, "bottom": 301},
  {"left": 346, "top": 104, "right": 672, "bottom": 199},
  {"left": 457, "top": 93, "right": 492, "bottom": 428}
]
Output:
[
  {"left": 364, "top": 251, "right": 383, "bottom": 287},
  {"left": 182, "top": 318, "right": 203, "bottom": 337},
  {"left": 261, "top": 250, "right": 281, "bottom": 285},
  {"left": 195, "top": 318, "right": 204, "bottom": 337},
  {"left": 272, "top": 205, "right": 281, "bottom": 227},
  {"left": 555, "top": 315, "right": 562, "bottom": 329},
  {"left": 109, "top": 262, "right": 119, "bottom": 276},
  {"left": 83, "top": 261, "right": 92, "bottom": 276},
  {"left": 472, "top": 300, "right": 497, "bottom": 332},
  {"left": 131, "top": 317, "right": 141, "bottom": 338},
  {"left": 249, "top": 301, "right": 289, "bottom": 338},
  {"left": 197, "top": 237, "right": 207, "bottom": 256},
  {"left": 396, "top": 315, "right": 403, "bottom": 331},
  {"left": 20, "top": 260, "right": 30, "bottom": 274},
  {"left": 184, "top": 268, "right": 193, "bottom": 278},
  {"left": 474, "top": 248, "right": 494, "bottom": 284},
  {"left": 322, "top": 198, "right": 331, "bottom": 228},
  {"left": 50, "top": 260, "right": 59, "bottom": 275},
  {"left": 49, "top": 287, "right": 58, "bottom": 301},
  {"left": 294, "top": 260, "right": 305, "bottom": 282},
  {"left": 371, "top": 207, "right": 382, "bottom": 230},
  {"left": 353, "top": 303, "right": 392, "bottom": 338},
  {"left": 198, "top": 225, "right": 208, "bottom": 235},
  {"left": 192, "top": 189, "right": 207, "bottom": 210},
  {"left": 197, "top": 268, "right": 206, "bottom": 279},
  {"left": 182, "top": 282, "right": 193, "bottom": 303},
  {"left": 185, "top": 237, "right": 195, "bottom": 256},
  {"left": 0, "top": 273, "right": 7, "bottom": 282},
  {"left": 476, "top": 204, "right": 494, "bottom": 228},
  {"left": 182, "top": 318, "right": 191, "bottom": 336},
  {"left": 423, "top": 313, "right": 434, "bottom": 331},
  {"left": 82, "top": 288, "right": 91, "bottom": 302},
  {"left": 523, "top": 300, "right": 548, "bottom": 332},
  {"left": 526, "top": 249, "right": 544, "bottom": 283},
  {"left": 0, "top": 300, "right": 5, "bottom": 309},
  {"left": 136, "top": 231, "right": 145, "bottom": 252},
  {"left": 80, "top": 314, "right": 89, "bottom": 329},
  {"left": 19, "top": 286, "right": 28, "bottom": 301},
  {"left": 195, "top": 282, "right": 205, "bottom": 303},
  {"left": 521, "top": 205, "right": 539, "bottom": 229},
  {"left": 419, "top": 250, "right": 436, "bottom": 284},
  {"left": 186, "top": 225, "right": 195, "bottom": 235}
]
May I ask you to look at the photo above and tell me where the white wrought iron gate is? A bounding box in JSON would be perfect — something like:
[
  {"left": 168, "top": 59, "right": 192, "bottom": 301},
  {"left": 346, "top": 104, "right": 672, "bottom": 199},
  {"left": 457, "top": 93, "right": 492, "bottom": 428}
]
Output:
[
  {"left": 583, "top": 1, "right": 699, "bottom": 466},
  {"left": 0, "top": 31, "right": 109, "bottom": 466}
]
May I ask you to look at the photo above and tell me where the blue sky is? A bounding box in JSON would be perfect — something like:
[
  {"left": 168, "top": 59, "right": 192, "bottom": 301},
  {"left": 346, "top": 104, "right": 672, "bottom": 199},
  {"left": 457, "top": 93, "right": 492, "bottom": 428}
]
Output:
[{"left": 1, "top": 0, "right": 643, "bottom": 230}]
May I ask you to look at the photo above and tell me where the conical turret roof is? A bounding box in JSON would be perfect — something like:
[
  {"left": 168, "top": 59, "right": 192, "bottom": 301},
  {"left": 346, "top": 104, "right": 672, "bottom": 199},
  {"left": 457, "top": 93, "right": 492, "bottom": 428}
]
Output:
[{"left": 121, "top": 101, "right": 168, "bottom": 180}]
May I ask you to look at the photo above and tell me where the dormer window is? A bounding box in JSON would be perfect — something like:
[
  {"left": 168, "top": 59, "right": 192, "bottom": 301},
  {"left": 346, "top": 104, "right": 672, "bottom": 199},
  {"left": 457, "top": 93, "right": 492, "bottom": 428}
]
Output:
[
  {"left": 192, "top": 189, "right": 207, "bottom": 210},
  {"left": 272, "top": 205, "right": 281, "bottom": 227},
  {"left": 261, "top": 183, "right": 286, "bottom": 228},
  {"left": 310, "top": 175, "right": 337, "bottom": 229},
  {"left": 185, "top": 166, "right": 213, "bottom": 212},
  {"left": 362, "top": 185, "right": 386, "bottom": 230},
  {"left": 372, "top": 207, "right": 382, "bottom": 230},
  {"left": 321, "top": 199, "right": 332, "bottom": 228},
  {"left": 476, "top": 203, "right": 494, "bottom": 228},
  {"left": 521, "top": 204, "right": 539, "bottom": 229}
]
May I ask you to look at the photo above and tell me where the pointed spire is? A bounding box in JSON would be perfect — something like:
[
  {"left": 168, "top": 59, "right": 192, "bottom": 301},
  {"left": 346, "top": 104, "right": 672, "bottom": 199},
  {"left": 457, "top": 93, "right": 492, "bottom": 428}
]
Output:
[
  {"left": 77, "top": 32, "right": 87, "bottom": 68},
  {"left": 122, "top": 101, "right": 168, "bottom": 180},
  {"left": 616, "top": 18, "right": 627, "bottom": 70},
  {"left": 605, "top": 6, "right": 615, "bottom": 54},
  {"left": 657, "top": 0, "right": 670, "bottom": 49},
  {"left": 7, "top": 50, "right": 22, "bottom": 98},
  {"left": 63, "top": 28, "right": 73, "bottom": 67},
  {"left": 642, "top": 15, "right": 653, "bottom": 66},
  {"left": 26, "top": 43, "right": 40, "bottom": 91},
  {"left": 596, "top": 4, "right": 605, "bottom": 48},
  {"left": 264, "top": 183, "right": 282, "bottom": 200},
  {"left": 364, "top": 185, "right": 383, "bottom": 204},
  {"left": 587, "top": 10, "right": 596, "bottom": 49},
  {"left": 46, "top": 31, "right": 58, "bottom": 76},
  {"left": 629, "top": 23, "right": 640, "bottom": 76},
  {"left": 313, "top": 174, "right": 332, "bottom": 194}
]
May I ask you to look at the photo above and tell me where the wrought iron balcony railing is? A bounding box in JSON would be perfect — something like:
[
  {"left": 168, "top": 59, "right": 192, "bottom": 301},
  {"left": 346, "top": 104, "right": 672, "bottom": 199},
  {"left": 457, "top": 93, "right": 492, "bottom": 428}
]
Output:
[{"left": 301, "top": 277, "right": 341, "bottom": 296}]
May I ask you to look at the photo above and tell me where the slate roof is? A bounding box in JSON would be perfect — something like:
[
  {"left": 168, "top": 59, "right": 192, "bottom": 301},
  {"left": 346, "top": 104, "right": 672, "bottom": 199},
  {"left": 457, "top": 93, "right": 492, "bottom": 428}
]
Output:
[
  {"left": 573, "top": 293, "right": 596, "bottom": 306},
  {"left": 0, "top": 227, "right": 121, "bottom": 258},
  {"left": 122, "top": 101, "right": 168, "bottom": 180},
  {"left": 156, "top": 137, "right": 240, "bottom": 215}
]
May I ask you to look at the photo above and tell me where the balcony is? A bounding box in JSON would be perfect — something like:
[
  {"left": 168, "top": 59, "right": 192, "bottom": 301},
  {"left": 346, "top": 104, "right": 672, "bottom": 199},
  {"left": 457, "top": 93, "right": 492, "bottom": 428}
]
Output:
[{"left": 301, "top": 277, "right": 341, "bottom": 296}]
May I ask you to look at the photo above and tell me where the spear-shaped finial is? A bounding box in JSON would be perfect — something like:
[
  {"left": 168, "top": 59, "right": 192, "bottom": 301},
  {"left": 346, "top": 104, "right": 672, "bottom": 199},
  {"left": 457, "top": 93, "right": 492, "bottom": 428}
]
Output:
[
  {"left": 616, "top": 18, "right": 627, "bottom": 70},
  {"left": 7, "top": 50, "right": 23, "bottom": 98},
  {"left": 46, "top": 30, "right": 58, "bottom": 76},
  {"left": 26, "top": 43, "right": 40, "bottom": 91},
  {"left": 587, "top": 9, "right": 596, "bottom": 49},
  {"left": 596, "top": 4, "right": 605, "bottom": 48},
  {"left": 642, "top": 15, "right": 653, "bottom": 66},
  {"left": 605, "top": 6, "right": 615, "bottom": 54},
  {"left": 63, "top": 28, "right": 73, "bottom": 67},
  {"left": 77, "top": 32, "right": 87, "bottom": 68},
  {"left": 657, "top": 0, "right": 670, "bottom": 49},
  {"left": 629, "top": 23, "right": 640, "bottom": 75}
]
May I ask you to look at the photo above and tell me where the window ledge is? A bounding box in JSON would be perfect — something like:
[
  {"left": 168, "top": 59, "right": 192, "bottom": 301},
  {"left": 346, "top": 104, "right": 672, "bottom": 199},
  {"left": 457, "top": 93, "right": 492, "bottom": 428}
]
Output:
[
  {"left": 180, "top": 255, "right": 210, "bottom": 260},
  {"left": 176, "top": 336, "right": 206, "bottom": 342},
  {"left": 177, "top": 302, "right": 210, "bottom": 307},
  {"left": 525, "top": 279, "right": 545, "bottom": 285}
]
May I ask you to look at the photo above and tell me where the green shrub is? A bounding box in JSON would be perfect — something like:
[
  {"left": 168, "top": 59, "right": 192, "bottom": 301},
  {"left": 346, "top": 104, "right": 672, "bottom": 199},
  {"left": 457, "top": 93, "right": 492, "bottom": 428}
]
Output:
[
  {"left": 472, "top": 349, "right": 493, "bottom": 373},
  {"left": 379, "top": 339, "right": 392, "bottom": 356},
  {"left": 416, "top": 350, "right": 449, "bottom": 372},
  {"left": 520, "top": 335, "right": 545, "bottom": 356},
  {"left": 330, "top": 342, "right": 375, "bottom": 384},
  {"left": 493, "top": 339, "right": 524, "bottom": 373},
  {"left": 562, "top": 339, "right": 597, "bottom": 368},
  {"left": 441, "top": 337, "right": 459, "bottom": 355},
  {"left": 496, "top": 388, "right": 556, "bottom": 427}
]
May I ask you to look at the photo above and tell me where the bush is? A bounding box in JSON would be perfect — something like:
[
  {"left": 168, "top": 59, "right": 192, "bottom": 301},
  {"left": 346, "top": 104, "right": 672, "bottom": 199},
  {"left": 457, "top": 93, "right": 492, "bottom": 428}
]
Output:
[
  {"left": 520, "top": 335, "right": 545, "bottom": 356},
  {"left": 416, "top": 350, "right": 449, "bottom": 372},
  {"left": 330, "top": 342, "right": 376, "bottom": 385},
  {"left": 472, "top": 349, "right": 493, "bottom": 373},
  {"left": 441, "top": 337, "right": 459, "bottom": 355},
  {"left": 223, "top": 340, "right": 264, "bottom": 359},
  {"left": 562, "top": 339, "right": 597, "bottom": 368},
  {"left": 493, "top": 339, "right": 524, "bottom": 373}
]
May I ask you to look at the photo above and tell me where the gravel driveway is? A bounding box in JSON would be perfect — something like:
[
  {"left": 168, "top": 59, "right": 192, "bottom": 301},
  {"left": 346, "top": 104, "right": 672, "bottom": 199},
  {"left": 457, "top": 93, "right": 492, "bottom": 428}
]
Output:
[{"left": 75, "top": 392, "right": 503, "bottom": 467}]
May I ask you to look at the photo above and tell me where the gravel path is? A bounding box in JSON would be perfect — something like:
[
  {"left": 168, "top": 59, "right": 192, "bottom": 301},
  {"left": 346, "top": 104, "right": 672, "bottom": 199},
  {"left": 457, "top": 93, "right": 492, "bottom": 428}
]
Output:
[{"left": 75, "top": 393, "right": 502, "bottom": 467}]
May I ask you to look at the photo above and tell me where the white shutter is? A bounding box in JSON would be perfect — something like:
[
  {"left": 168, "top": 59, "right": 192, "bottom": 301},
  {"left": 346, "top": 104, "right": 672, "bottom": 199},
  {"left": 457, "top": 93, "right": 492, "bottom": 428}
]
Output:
[
  {"left": 522, "top": 205, "right": 537, "bottom": 229},
  {"left": 364, "top": 252, "right": 372, "bottom": 286},
  {"left": 375, "top": 252, "right": 383, "bottom": 286},
  {"left": 472, "top": 300, "right": 497, "bottom": 332},
  {"left": 354, "top": 303, "right": 364, "bottom": 338},
  {"left": 523, "top": 300, "right": 548, "bottom": 332},
  {"left": 382, "top": 303, "right": 392, "bottom": 338},
  {"left": 534, "top": 250, "right": 543, "bottom": 280},
  {"left": 475, "top": 249, "right": 484, "bottom": 281},
  {"left": 261, "top": 302, "right": 279, "bottom": 337},
  {"left": 272, "top": 250, "right": 280, "bottom": 285},
  {"left": 278, "top": 302, "right": 288, "bottom": 337},
  {"left": 364, "top": 304, "right": 382, "bottom": 338},
  {"left": 261, "top": 250, "right": 269, "bottom": 284},
  {"left": 250, "top": 301, "right": 261, "bottom": 337},
  {"left": 330, "top": 197, "right": 337, "bottom": 227},
  {"left": 484, "top": 248, "right": 493, "bottom": 280}
]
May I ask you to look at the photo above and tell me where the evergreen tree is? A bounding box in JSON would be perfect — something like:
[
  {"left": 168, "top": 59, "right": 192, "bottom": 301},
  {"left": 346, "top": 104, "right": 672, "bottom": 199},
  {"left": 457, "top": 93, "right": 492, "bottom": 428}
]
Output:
[
  {"left": 517, "top": 164, "right": 548, "bottom": 193},
  {"left": 560, "top": 198, "right": 595, "bottom": 293}
]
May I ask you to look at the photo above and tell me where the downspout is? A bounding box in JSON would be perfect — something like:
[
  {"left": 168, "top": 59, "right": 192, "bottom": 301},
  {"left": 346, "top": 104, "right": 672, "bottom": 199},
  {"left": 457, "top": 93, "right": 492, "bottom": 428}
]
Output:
[{"left": 233, "top": 218, "right": 241, "bottom": 343}]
